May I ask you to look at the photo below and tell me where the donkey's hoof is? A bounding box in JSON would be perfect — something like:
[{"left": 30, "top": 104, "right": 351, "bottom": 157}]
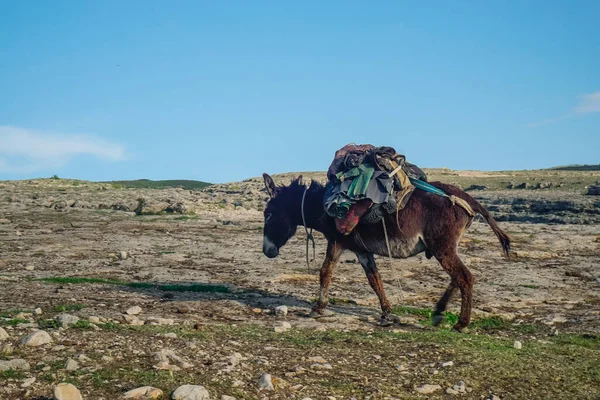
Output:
[
  {"left": 308, "top": 310, "right": 321, "bottom": 318},
  {"left": 432, "top": 314, "right": 444, "bottom": 326},
  {"left": 309, "top": 309, "right": 335, "bottom": 318},
  {"left": 379, "top": 318, "right": 394, "bottom": 327},
  {"left": 379, "top": 314, "right": 398, "bottom": 327},
  {"left": 451, "top": 324, "right": 469, "bottom": 333}
]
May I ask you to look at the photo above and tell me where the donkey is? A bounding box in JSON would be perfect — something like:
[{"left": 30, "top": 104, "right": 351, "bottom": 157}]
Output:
[{"left": 261, "top": 173, "right": 510, "bottom": 331}]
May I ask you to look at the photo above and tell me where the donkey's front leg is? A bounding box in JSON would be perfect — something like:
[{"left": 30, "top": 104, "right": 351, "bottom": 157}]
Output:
[
  {"left": 310, "top": 240, "right": 342, "bottom": 316},
  {"left": 356, "top": 252, "right": 394, "bottom": 325}
]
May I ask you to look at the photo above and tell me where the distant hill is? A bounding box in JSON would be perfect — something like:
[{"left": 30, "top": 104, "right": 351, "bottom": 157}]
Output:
[
  {"left": 103, "top": 179, "right": 212, "bottom": 190},
  {"left": 549, "top": 164, "right": 600, "bottom": 171}
]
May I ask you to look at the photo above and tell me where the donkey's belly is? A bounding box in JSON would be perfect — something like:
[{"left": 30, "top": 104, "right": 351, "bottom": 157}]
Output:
[{"left": 354, "top": 233, "right": 426, "bottom": 258}]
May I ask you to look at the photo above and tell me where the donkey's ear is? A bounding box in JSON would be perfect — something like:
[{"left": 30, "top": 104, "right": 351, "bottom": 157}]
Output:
[
  {"left": 293, "top": 175, "right": 303, "bottom": 186},
  {"left": 263, "top": 173, "right": 278, "bottom": 198}
]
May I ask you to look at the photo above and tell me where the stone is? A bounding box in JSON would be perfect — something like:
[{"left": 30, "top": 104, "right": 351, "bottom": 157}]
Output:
[
  {"left": 446, "top": 388, "right": 459, "bottom": 395},
  {"left": 2, "top": 343, "right": 14, "bottom": 354},
  {"left": 0, "top": 327, "right": 9, "bottom": 340},
  {"left": 119, "top": 251, "right": 128, "bottom": 260},
  {"left": 65, "top": 358, "right": 80, "bottom": 371},
  {"left": 441, "top": 361, "right": 454, "bottom": 367},
  {"left": 273, "top": 321, "right": 291, "bottom": 333},
  {"left": 54, "top": 383, "right": 83, "bottom": 400},
  {"left": 258, "top": 373, "right": 274, "bottom": 390},
  {"left": 20, "top": 330, "right": 53, "bottom": 346},
  {"left": 25, "top": 265, "right": 35, "bottom": 271},
  {"left": 416, "top": 384, "right": 442, "bottom": 394},
  {"left": 34, "top": 308, "right": 43, "bottom": 315},
  {"left": 163, "top": 333, "right": 178, "bottom": 339},
  {"left": 0, "top": 358, "right": 30, "bottom": 371},
  {"left": 21, "top": 377, "right": 36, "bottom": 388},
  {"left": 311, "top": 363, "right": 332, "bottom": 370},
  {"left": 88, "top": 316, "right": 101, "bottom": 324},
  {"left": 122, "top": 386, "right": 164, "bottom": 399},
  {"left": 56, "top": 314, "right": 80, "bottom": 327},
  {"left": 307, "top": 356, "right": 327, "bottom": 364},
  {"left": 126, "top": 306, "right": 143, "bottom": 315},
  {"left": 221, "top": 397, "right": 236, "bottom": 400},
  {"left": 275, "top": 305, "right": 288, "bottom": 316},
  {"left": 514, "top": 340, "right": 522, "bottom": 349},
  {"left": 171, "top": 384, "right": 210, "bottom": 400},
  {"left": 146, "top": 317, "right": 174, "bottom": 325},
  {"left": 123, "top": 315, "right": 145, "bottom": 325}
]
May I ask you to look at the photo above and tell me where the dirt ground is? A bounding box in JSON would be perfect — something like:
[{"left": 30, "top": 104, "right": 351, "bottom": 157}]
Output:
[{"left": 0, "top": 174, "right": 599, "bottom": 399}]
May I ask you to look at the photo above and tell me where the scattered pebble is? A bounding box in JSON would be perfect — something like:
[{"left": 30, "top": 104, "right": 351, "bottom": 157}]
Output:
[
  {"left": 65, "top": 358, "right": 80, "bottom": 371},
  {"left": 275, "top": 305, "right": 288, "bottom": 316},
  {"left": 171, "top": 384, "right": 210, "bottom": 400},
  {"left": 2, "top": 343, "right": 14, "bottom": 354},
  {"left": 126, "top": 306, "right": 143, "bottom": 315},
  {"left": 163, "top": 333, "right": 178, "bottom": 339},
  {"left": 0, "top": 358, "right": 30, "bottom": 371},
  {"left": 88, "top": 316, "right": 101, "bottom": 324},
  {"left": 54, "top": 382, "right": 83, "bottom": 400},
  {"left": 21, "top": 377, "right": 36, "bottom": 388},
  {"left": 258, "top": 373, "right": 275, "bottom": 390},
  {"left": 20, "top": 330, "right": 53, "bottom": 346},
  {"left": 25, "top": 265, "right": 35, "bottom": 271},
  {"left": 0, "top": 327, "right": 9, "bottom": 340},
  {"left": 56, "top": 314, "right": 80, "bottom": 327},
  {"left": 273, "top": 321, "right": 291, "bottom": 333},
  {"left": 33, "top": 307, "right": 43, "bottom": 315},
  {"left": 221, "top": 396, "right": 236, "bottom": 400},
  {"left": 119, "top": 251, "right": 128, "bottom": 260},
  {"left": 442, "top": 361, "right": 454, "bottom": 367},
  {"left": 307, "top": 356, "right": 327, "bottom": 364},
  {"left": 122, "top": 386, "right": 164, "bottom": 399},
  {"left": 416, "top": 384, "right": 442, "bottom": 394},
  {"left": 514, "top": 340, "right": 523, "bottom": 349}
]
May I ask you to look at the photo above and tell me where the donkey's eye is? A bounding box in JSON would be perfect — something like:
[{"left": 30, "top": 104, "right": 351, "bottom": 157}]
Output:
[{"left": 265, "top": 213, "right": 272, "bottom": 223}]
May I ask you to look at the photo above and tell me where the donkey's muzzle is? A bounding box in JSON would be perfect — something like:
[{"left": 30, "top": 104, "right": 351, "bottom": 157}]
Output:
[{"left": 263, "top": 237, "right": 279, "bottom": 258}]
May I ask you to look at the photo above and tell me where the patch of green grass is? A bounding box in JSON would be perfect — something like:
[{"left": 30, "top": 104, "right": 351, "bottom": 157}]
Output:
[
  {"left": 520, "top": 284, "right": 540, "bottom": 289},
  {"left": 392, "top": 305, "right": 432, "bottom": 318},
  {"left": 53, "top": 303, "right": 87, "bottom": 312},
  {"left": 37, "top": 277, "right": 230, "bottom": 293},
  {"left": 72, "top": 320, "right": 94, "bottom": 329},
  {"left": 38, "top": 319, "right": 61, "bottom": 329},
  {"left": 0, "top": 318, "right": 29, "bottom": 326},
  {"left": 0, "top": 370, "right": 27, "bottom": 380}
]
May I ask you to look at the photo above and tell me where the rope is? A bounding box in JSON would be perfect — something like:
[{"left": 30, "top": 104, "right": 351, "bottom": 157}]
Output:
[
  {"left": 409, "top": 178, "right": 475, "bottom": 217},
  {"left": 381, "top": 217, "right": 403, "bottom": 302},
  {"left": 301, "top": 187, "right": 316, "bottom": 272}
]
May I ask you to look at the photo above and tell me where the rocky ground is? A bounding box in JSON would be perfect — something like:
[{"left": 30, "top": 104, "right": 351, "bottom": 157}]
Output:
[{"left": 0, "top": 171, "right": 599, "bottom": 400}]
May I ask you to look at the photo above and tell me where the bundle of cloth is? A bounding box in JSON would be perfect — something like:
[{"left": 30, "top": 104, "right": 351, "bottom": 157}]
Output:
[{"left": 324, "top": 143, "right": 427, "bottom": 235}]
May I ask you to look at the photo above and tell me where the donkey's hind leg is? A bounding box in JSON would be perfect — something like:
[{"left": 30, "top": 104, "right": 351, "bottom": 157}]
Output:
[
  {"left": 356, "top": 252, "right": 394, "bottom": 324},
  {"left": 310, "top": 240, "right": 343, "bottom": 316},
  {"left": 435, "top": 251, "right": 474, "bottom": 331},
  {"left": 432, "top": 281, "right": 458, "bottom": 326}
]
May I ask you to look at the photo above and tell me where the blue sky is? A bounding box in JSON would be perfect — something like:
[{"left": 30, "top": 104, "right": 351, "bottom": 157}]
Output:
[{"left": 1, "top": 1, "right": 598, "bottom": 183}]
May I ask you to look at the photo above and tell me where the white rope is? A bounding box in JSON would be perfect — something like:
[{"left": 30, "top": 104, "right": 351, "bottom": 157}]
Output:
[
  {"left": 381, "top": 217, "right": 403, "bottom": 302},
  {"left": 301, "top": 187, "right": 315, "bottom": 272}
]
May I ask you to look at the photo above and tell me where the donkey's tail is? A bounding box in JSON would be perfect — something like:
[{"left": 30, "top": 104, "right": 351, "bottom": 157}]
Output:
[{"left": 467, "top": 197, "right": 511, "bottom": 258}]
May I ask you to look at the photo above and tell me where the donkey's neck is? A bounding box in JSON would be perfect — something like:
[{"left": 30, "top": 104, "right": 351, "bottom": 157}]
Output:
[{"left": 294, "top": 184, "right": 329, "bottom": 233}]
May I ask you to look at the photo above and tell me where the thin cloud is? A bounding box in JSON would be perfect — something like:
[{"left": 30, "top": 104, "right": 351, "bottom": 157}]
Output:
[
  {"left": 0, "top": 126, "right": 126, "bottom": 173},
  {"left": 528, "top": 90, "right": 600, "bottom": 127}
]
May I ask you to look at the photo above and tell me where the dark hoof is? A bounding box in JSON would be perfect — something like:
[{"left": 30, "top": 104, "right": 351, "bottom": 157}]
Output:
[
  {"left": 452, "top": 324, "right": 469, "bottom": 333},
  {"left": 309, "top": 310, "right": 322, "bottom": 318},
  {"left": 379, "top": 313, "right": 398, "bottom": 327},
  {"left": 432, "top": 314, "right": 444, "bottom": 327}
]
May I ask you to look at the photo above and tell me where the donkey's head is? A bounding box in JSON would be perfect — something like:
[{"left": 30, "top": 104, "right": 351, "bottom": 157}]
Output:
[{"left": 262, "top": 173, "right": 303, "bottom": 258}]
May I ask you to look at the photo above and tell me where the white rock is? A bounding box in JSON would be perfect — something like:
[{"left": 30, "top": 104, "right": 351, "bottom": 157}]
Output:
[
  {"left": 273, "top": 321, "right": 291, "bottom": 333},
  {"left": 0, "top": 358, "right": 30, "bottom": 371},
  {"left": 514, "top": 340, "right": 523, "bottom": 349},
  {"left": 171, "top": 384, "right": 210, "bottom": 400},
  {"left": 258, "top": 373, "right": 274, "bottom": 390},
  {"left": 2, "top": 343, "right": 14, "bottom": 354},
  {"left": 124, "top": 315, "right": 145, "bottom": 325},
  {"left": 65, "top": 358, "right": 80, "bottom": 371},
  {"left": 34, "top": 308, "right": 43, "bottom": 315},
  {"left": 416, "top": 384, "right": 442, "bottom": 394},
  {"left": 221, "top": 397, "right": 236, "bottom": 400},
  {"left": 25, "top": 265, "right": 35, "bottom": 271},
  {"left": 163, "top": 333, "right": 178, "bottom": 339},
  {"left": 56, "top": 314, "right": 80, "bottom": 327},
  {"left": 0, "top": 327, "right": 9, "bottom": 340},
  {"left": 146, "top": 317, "right": 174, "bottom": 325},
  {"left": 20, "top": 330, "right": 53, "bottom": 346},
  {"left": 54, "top": 382, "right": 83, "bottom": 400},
  {"left": 122, "top": 386, "right": 164, "bottom": 399},
  {"left": 119, "top": 251, "right": 128, "bottom": 260},
  {"left": 88, "top": 316, "right": 101, "bottom": 324},
  {"left": 311, "top": 363, "right": 332, "bottom": 370},
  {"left": 21, "top": 377, "right": 36, "bottom": 388},
  {"left": 126, "top": 306, "right": 143, "bottom": 315},
  {"left": 275, "top": 305, "right": 288, "bottom": 316},
  {"left": 442, "top": 361, "right": 454, "bottom": 367}
]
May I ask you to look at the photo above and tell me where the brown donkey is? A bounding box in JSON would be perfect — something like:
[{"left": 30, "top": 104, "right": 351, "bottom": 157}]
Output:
[{"left": 262, "top": 174, "right": 510, "bottom": 331}]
